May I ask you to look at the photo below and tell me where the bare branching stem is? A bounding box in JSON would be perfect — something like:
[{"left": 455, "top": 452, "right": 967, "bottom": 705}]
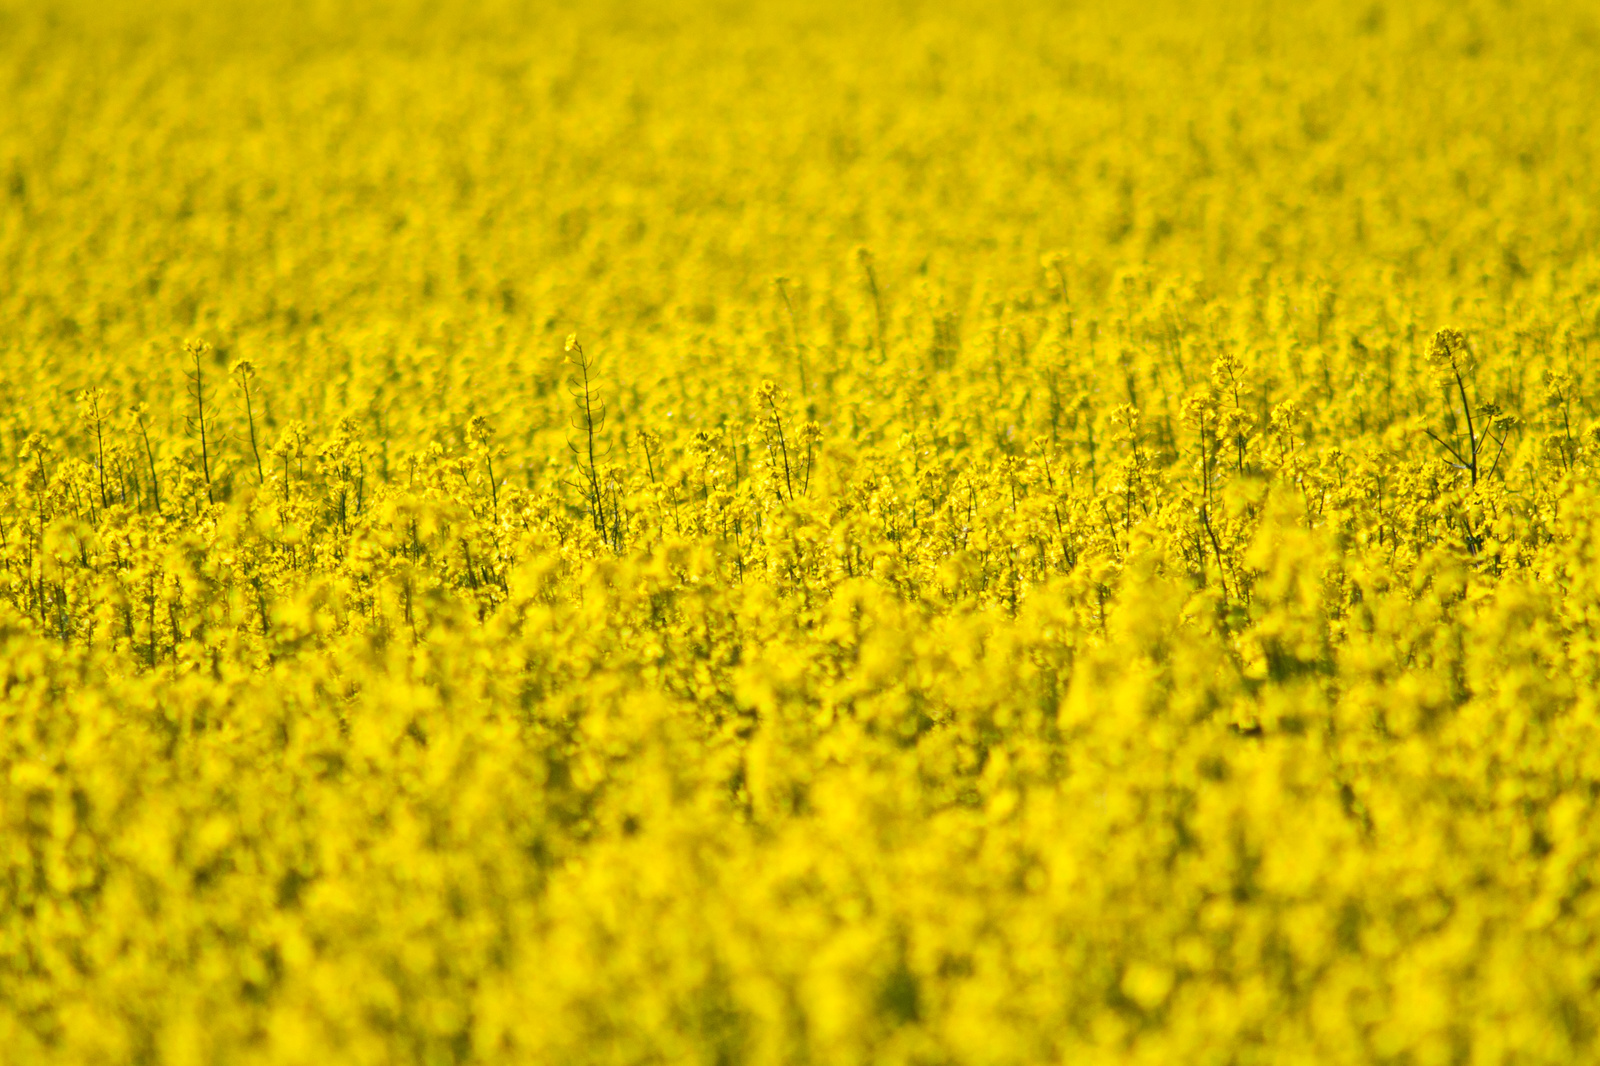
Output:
[
  {"left": 135, "top": 409, "right": 162, "bottom": 516},
  {"left": 565, "top": 335, "right": 611, "bottom": 542},
  {"left": 233, "top": 361, "right": 266, "bottom": 485},
  {"left": 186, "top": 340, "right": 216, "bottom": 505}
]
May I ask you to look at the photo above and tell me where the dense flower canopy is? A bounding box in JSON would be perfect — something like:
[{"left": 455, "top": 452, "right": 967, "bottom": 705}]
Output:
[{"left": 3, "top": 0, "right": 1600, "bottom": 1063}]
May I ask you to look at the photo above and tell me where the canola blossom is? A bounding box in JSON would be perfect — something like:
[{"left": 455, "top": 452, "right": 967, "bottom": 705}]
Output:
[{"left": 3, "top": 0, "right": 1600, "bottom": 1063}]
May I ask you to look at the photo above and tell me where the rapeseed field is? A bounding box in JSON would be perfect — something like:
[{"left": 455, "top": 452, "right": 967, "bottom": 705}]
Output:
[{"left": 3, "top": 0, "right": 1600, "bottom": 1062}]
